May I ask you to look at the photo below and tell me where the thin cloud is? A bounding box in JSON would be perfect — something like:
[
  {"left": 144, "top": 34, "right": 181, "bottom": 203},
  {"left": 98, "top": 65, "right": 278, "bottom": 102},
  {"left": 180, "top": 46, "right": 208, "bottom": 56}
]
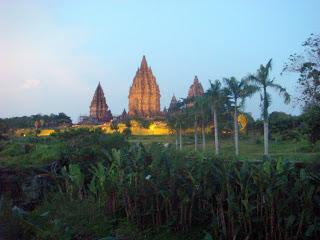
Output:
[{"left": 21, "top": 79, "right": 40, "bottom": 89}]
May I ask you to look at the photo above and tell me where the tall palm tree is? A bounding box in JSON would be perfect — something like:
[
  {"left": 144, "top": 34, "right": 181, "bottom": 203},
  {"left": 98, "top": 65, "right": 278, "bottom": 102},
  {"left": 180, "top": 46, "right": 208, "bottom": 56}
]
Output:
[
  {"left": 224, "top": 77, "right": 258, "bottom": 156},
  {"left": 166, "top": 99, "right": 187, "bottom": 150},
  {"left": 206, "top": 80, "right": 225, "bottom": 155},
  {"left": 192, "top": 101, "right": 199, "bottom": 151},
  {"left": 248, "top": 59, "right": 290, "bottom": 156},
  {"left": 194, "top": 95, "right": 209, "bottom": 151}
]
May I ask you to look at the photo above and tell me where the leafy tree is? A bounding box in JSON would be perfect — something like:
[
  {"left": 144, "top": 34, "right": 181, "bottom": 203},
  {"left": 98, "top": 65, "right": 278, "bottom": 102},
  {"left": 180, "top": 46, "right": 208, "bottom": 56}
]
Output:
[
  {"left": 283, "top": 33, "right": 320, "bottom": 107},
  {"left": 224, "top": 77, "right": 258, "bottom": 155},
  {"left": 122, "top": 127, "right": 132, "bottom": 138},
  {"left": 133, "top": 116, "right": 151, "bottom": 128},
  {"left": 3, "top": 113, "right": 72, "bottom": 129},
  {"left": 269, "top": 112, "right": 300, "bottom": 132},
  {"left": 0, "top": 118, "right": 9, "bottom": 139},
  {"left": 248, "top": 59, "right": 290, "bottom": 156},
  {"left": 302, "top": 104, "right": 320, "bottom": 144}
]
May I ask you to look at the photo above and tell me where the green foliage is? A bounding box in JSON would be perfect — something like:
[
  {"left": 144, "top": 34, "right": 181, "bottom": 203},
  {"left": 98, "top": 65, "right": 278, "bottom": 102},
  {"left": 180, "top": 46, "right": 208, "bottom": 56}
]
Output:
[
  {"left": 1, "top": 129, "right": 320, "bottom": 239},
  {"left": 110, "top": 120, "right": 119, "bottom": 132},
  {"left": 3, "top": 112, "right": 72, "bottom": 130},
  {"left": 0, "top": 128, "right": 128, "bottom": 167},
  {"left": 0, "top": 197, "right": 30, "bottom": 239},
  {"left": 132, "top": 116, "right": 152, "bottom": 128},
  {"left": 283, "top": 33, "right": 320, "bottom": 106},
  {"left": 269, "top": 111, "right": 303, "bottom": 141},
  {"left": 302, "top": 104, "right": 320, "bottom": 144},
  {"left": 0, "top": 118, "right": 9, "bottom": 138},
  {"left": 122, "top": 127, "right": 132, "bottom": 137},
  {"left": 12, "top": 143, "right": 320, "bottom": 240}
]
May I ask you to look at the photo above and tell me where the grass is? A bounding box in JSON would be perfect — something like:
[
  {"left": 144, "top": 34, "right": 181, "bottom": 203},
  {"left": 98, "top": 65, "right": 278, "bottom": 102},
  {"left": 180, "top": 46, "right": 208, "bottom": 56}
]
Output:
[
  {"left": 0, "top": 133, "right": 318, "bottom": 168},
  {"left": 0, "top": 137, "right": 63, "bottom": 168},
  {"left": 129, "top": 134, "right": 319, "bottom": 161}
]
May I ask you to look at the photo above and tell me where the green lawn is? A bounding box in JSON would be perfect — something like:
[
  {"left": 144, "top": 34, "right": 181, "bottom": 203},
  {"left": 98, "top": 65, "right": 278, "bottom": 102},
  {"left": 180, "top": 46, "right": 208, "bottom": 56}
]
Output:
[
  {"left": 0, "top": 134, "right": 318, "bottom": 168},
  {"left": 129, "top": 134, "right": 319, "bottom": 162}
]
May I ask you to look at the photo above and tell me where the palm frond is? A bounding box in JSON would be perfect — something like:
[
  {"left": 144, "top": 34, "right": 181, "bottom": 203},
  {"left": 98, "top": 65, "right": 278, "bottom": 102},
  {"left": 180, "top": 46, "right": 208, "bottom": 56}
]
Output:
[
  {"left": 246, "top": 74, "right": 262, "bottom": 86},
  {"left": 268, "top": 82, "right": 291, "bottom": 104},
  {"left": 266, "top": 58, "right": 273, "bottom": 72}
]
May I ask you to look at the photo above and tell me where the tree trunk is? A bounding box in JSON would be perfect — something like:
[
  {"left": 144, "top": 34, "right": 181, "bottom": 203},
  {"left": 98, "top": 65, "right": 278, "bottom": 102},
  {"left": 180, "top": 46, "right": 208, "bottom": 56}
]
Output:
[
  {"left": 234, "top": 105, "right": 239, "bottom": 156},
  {"left": 213, "top": 107, "right": 219, "bottom": 155},
  {"left": 263, "top": 88, "right": 269, "bottom": 156},
  {"left": 176, "top": 131, "right": 178, "bottom": 150},
  {"left": 179, "top": 124, "right": 182, "bottom": 150},
  {"left": 264, "top": 120, "right": 269, "bottom": 156},
  {"left": 202, "top": 120, "right": 206, "bottom": 151},
  {"left": 194, "top": 116, "right": 198, "bottom": 151}
]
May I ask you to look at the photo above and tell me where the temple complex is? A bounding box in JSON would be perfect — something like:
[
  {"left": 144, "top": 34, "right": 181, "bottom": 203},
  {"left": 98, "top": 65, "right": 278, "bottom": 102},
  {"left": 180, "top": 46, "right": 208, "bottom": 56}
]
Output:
[
  {"left": 187, "top": 76, "right": 204, "bottom": 98},
  {"left": 89, "top": 82, "right": 112, "bottom": 122},
  {"left": 128, "top": 56, "right": 161, "bottom": 117}
]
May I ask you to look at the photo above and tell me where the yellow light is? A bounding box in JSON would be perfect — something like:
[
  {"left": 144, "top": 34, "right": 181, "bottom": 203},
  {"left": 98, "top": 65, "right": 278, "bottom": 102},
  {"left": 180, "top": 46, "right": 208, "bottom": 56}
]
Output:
[
  {"left": 38, "top": 129, "right": 55, "bottom": 136},
  {"left": 149, "top": 123, "right": 155, "bottom": 131},
  {"left": 238, "top": 114, "right": 248, "bottom": 132}
]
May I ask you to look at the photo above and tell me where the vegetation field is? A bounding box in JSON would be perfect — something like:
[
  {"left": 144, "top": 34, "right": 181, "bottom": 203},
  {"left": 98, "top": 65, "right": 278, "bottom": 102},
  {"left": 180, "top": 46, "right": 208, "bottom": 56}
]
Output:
[
  {"left": 0, "top": 129, "right": 320, "bottom": 240},
  {"left": 0, "top": 133, "right": 318, "bottom": 169}
]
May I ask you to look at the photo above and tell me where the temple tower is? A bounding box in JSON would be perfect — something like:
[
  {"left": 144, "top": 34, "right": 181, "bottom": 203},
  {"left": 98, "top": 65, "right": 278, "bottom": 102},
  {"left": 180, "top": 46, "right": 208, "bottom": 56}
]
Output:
[
  {"left": 187, "top": 76, "right": 204, "bottom": 98},
  {"left": 169, "top": 95, "right": 178, "bottom": 112},
  {"left": 128, "top": 56, "right": 161, "bottom": 117},
  {"left": 90, "top": 82, "right": 112, "bottom": 122}
]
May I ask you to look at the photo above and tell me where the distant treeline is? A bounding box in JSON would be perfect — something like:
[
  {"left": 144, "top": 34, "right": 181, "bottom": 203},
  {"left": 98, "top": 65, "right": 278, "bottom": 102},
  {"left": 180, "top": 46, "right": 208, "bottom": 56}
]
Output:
[{"left": 0, "top": 113, "right": 72, "bottom": 130}]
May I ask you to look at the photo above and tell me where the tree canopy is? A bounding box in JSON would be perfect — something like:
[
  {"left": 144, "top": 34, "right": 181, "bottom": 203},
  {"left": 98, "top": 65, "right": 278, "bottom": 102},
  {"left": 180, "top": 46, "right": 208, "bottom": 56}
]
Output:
[
  {"left": 283, "top": 33, "right": 320, "bottom": 107},
  {"left": 2, "top": 113, "right": 72, "bottom": 129}
]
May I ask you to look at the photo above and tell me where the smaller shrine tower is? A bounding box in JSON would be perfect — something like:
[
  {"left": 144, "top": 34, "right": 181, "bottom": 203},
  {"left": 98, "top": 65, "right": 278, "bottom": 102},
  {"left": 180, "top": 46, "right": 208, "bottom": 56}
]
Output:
[
  {"left": 169, "top": 95, "right": 178, "bottom": 112},
  {"left": 187, "top": 76, "right": 204, "bottom": 98},
  {"left": 90, "top": 82, "right": 112, "bottom": 122}
]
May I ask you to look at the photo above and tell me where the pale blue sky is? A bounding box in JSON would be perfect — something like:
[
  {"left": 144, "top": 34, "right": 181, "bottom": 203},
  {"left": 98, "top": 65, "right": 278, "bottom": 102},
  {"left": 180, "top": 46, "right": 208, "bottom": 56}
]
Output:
[{"left": 0, "top": 0, "right": 319, "bottom": 121}]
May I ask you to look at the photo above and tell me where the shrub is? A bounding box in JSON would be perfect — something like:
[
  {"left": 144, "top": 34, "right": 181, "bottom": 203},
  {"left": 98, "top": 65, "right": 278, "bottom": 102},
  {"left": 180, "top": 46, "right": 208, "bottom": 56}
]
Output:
[{"left": 17, "top": 146, "right": 320, "bottom": 240}]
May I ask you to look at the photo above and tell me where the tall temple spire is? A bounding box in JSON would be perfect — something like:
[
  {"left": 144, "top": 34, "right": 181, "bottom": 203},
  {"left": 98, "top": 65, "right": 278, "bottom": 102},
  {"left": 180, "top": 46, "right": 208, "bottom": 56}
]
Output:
[
  {"left": 169, "top": 94, "right": 178, "bottom": 112},
  {"left": 128, "top": 56, "right": 161, "bottom": 117},
  {"left": 187, "top": 75, "right": 204, "bottom": 98},
  {"left": 140, "top": 55, "right": 148, "bottom": 70}
]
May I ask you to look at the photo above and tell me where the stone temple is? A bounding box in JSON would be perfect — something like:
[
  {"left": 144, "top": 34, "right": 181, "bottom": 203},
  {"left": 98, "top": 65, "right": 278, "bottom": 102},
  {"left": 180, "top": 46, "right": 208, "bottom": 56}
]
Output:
[
  {"left": 187, "top": 75, "right": 204, "bottom": 98},
  {"left": 128, "top": 56, "right": 161, "bottom": 117},
  {"left": 169, "top": 95, "right": 178, "bottom": 112},
  {"left": 89, "top": 82, "right": 112, "bottom": 122}
]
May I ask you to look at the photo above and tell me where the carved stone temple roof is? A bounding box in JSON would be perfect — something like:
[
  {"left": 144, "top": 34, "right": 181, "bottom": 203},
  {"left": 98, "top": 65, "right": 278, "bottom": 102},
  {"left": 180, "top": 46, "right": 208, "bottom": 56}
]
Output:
[
  {"left": 187, "top": 76, "right": 204, "bottom": 98},
  {"left": 169, "top": 94, "right": 178, "bottom": 111},
  {"left": 128, "top": 55, "right": 161, "bottom": 117},
  {"left": 90, "top": 82, "right": 112, "bottom": 122}
]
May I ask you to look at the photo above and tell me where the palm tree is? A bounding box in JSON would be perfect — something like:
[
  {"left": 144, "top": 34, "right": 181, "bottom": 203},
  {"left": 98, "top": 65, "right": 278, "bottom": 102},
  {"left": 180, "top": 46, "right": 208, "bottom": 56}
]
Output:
[
  {"left": 194, "top": 95, "right": 210, "bottom": 151},
  {"left": 180, "top": 97, "right": 199, "bottom": 151},
  {"left": 206, "top": 80, "right": 225, "bottom": 155},
  {"left": 247, "top": 59, "right": 290, "bottom": 156},
  {"left": 166, "top": 99, "right": 188, "bottom": 150},
  {"left": 224, "top": 77, "right": 258, "bottom": 156},
  {"left": 191, "top": 99, "right": 199, "bottom": 151}
]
